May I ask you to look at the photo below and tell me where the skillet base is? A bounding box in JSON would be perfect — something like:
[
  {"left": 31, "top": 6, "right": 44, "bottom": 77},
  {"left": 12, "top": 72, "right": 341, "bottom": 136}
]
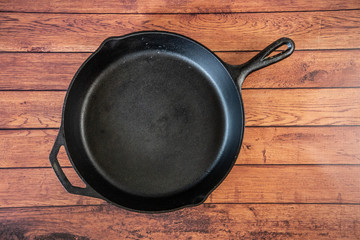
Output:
[{"left": 81, "top": 50, "right": 226, "bottom": 197}]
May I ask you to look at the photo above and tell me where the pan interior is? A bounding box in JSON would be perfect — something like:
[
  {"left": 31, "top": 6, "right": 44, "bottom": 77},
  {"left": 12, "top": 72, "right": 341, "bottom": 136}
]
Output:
[{"left": 81, "top": 49, "right": 226, "bottom": 197}]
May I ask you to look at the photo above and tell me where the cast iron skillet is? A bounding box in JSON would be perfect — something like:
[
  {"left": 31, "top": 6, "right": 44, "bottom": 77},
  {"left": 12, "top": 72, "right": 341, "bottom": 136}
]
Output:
[{"left": 50, "top": 31, "right": 295, "bottom": 212}]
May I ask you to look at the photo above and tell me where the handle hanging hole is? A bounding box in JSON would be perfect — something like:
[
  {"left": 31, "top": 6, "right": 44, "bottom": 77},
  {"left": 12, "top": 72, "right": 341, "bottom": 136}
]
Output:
[
  {"left": 262, "top": 42, "right": 291, "bottom": 61},
  {"left": 57, "top": 146, "right": 86, "bottom": 188}
]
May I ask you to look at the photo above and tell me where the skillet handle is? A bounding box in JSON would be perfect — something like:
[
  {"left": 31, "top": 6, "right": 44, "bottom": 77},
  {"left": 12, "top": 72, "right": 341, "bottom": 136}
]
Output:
[
  {"left": 49, "top": 127, "right": 102, "bottom": 199},
  {"left": 234, "top": 37, "right": 295, "bottom": 88}
]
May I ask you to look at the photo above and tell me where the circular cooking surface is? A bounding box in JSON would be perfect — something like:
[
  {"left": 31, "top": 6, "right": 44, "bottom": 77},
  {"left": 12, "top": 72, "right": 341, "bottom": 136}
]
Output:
[{"left": 81, "top": 50, "right": 226, "bottom": 197}]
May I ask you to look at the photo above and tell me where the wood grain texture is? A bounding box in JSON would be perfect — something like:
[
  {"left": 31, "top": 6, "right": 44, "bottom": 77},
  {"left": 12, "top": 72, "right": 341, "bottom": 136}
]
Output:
[
  {"left": 0, "top": 130, "right": 67, "bottom": 168},
  {"left": 1, "top": 89, "right": 359, "bottom": 128},
  {"left": 239, "top": 126, "right": 360, "bottom": 164},
  {"left": 0, "top": 166, "right": 359, "bottom": 207},
  {"left": 1, "top": 127, "right": 359, "bottom": 168},
  {"left": 1, "top": 50, "right": 360, "bottom": 90},
  {"left": 219, "top": 50, "right": 360, "bottom": 89},
  {"left": 0, "top": 0, "right": 359, "bottom": 238},
  {"left": 211, "top": 165, "right": 360, "bottom": 204},
  {"left": 0, "top": 53, "right": 88, "bottom": 90},
  {"left": 1, "top": 204, "right": 359, "bottom": 239},
  {"left": 0, "top": 91, "right": 63, "bottom": 129},
  {"left": 242, "top": 88, "right": 360, "bottom": 126},
  {"left": 0, "top": 168, "right": 102, "bottom": 207},
  {"left": 1, "top": 0, "right": 359, "bottom": 13},
  {"left": 0, "top": 11, "right": 359, "bottom": 52}
]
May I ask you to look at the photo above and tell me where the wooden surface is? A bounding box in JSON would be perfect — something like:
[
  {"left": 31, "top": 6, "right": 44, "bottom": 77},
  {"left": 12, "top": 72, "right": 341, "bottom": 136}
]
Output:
[
  {"left": 1, "top": 205, "right": 359, "bottom": 239},
  {"left": 1, "top": 0, "right": 359, "bottom": 13},
  {"left": 1, "top": 50, "right": 360, "bottom": 90},
  {"left": 1, "top": 166, "right": 360, "bottom": 207},
  {"left": 0, "top": 0, "right": 359, "bottom": 239},
  {"left": 1, "top": 11, "right": 360, "bottom": 52}
]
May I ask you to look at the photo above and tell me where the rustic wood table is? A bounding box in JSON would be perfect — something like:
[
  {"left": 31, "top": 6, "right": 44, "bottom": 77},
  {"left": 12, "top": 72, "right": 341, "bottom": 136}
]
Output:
[{"left": 1, "top": 0, "right": 359, "bottom": 239}]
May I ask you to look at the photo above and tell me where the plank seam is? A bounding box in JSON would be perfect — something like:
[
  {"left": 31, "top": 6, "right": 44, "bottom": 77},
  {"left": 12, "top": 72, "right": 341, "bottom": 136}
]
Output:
[
  {"left": 2, "top": 48, "right": 360, "bottom": 54},
  {"left": 2, "top": 125, "right": 360, "bottom": 131},
  {"left": 1, "top": 49, "right": 360, "bottom": 54},
  {"left": 1, "top": 87, "right": 360, "bottom": 92},
  {"left": 0, "top": 202, "right": 359, "bottom": 211},
  {"left": 2, "top": 164, "right": 360, "bottom": 170},
  {"left": 0, "top": 8, "right": 359, "bottom": 15}
]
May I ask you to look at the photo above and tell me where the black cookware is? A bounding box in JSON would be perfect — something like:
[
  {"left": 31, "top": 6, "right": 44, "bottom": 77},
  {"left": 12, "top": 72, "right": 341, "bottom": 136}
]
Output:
[{"left": 50, "top": 31, "right": 294, "bottom": 212}]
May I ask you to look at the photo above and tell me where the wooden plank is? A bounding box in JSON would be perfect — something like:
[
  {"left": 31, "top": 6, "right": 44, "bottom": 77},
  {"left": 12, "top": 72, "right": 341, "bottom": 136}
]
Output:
[
  {"left": 0, "top": 204, "right": 359, "bottom": 240},
  {"left": 0, "top": 129, "right": 67, "bottom": 168},
  {"left": 1, "top": 127, "right": 360, "bottom": 168},
  {"left": 242, "top": 88, "right": 360, "bottom": 126},
  {"left": 219, "top": 50, "right": 360, "bottom": 89},
  {"left": 0, "top": 11, "right": 359, "bottom": 52},
  {"left": 1, "top": 89, "right": 359, "bottom": 128},
  {"left": 239, "top": 126, "right": 360, "bottom": 164},
  {"left": 1, "top": 50, "right": 360, "bottom": 90},
  {"left": 0, "top": 168, "right": 102, "bottom": 207},
  {"left": 1, "top": 0, "right": 359, "bottom": 13},
  {"left": 210, "top": 165, "right": 360, "bottom": 204},
  {"left": 0, "top": 166, "right": 359, "bottom": 207},
  {"left": 0, "top": 91, "right": 64, "bottom": 129},
  {"left": 0, "top": 53, "right": 88, "bottom": 90}
]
